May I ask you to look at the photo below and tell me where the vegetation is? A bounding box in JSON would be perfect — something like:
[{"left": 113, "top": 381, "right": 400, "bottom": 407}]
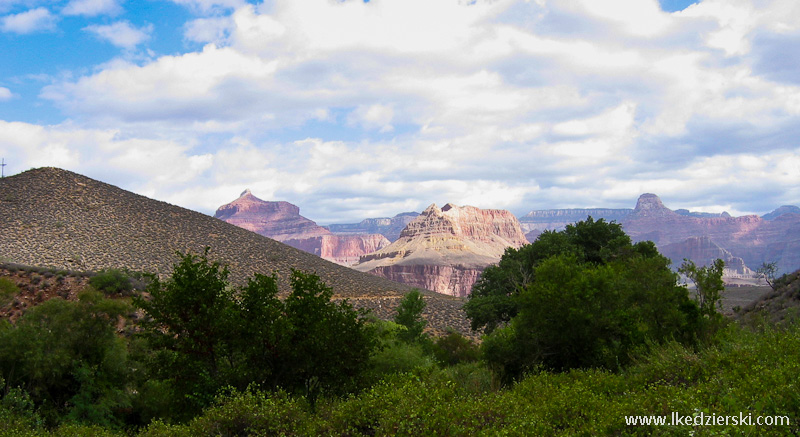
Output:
[
  {"left": 469, "top": 218, "right": 705, "bottom": 380},
  {"left": 0, "top": 242, "right": 797, "bottom": 435},
  {"left": 0, "top": 277, "right": 20, "bottom": 307},
  {"left": 134, "top": 249, "right": 376, "bottom": 419},
  {"left": 757, "top": 261, "right": 780, "bottom": 290},
  {"left": 394, "top": 289, "right": 427, "bottom": 343}
]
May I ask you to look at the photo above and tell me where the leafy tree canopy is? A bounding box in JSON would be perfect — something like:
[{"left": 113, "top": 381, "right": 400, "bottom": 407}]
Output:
[
  {"left": 470, "top": 218, "right": 710, "bottom": 380},
  {"left": 466, "top": 217, "right": 640, "bottom": 333},
  {"left": 134, "top": 249, "right": 376, "bottom": 420}
]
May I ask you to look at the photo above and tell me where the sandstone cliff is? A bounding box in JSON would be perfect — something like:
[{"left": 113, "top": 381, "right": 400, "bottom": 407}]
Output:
[
  {"left": 354, "top": 203, "right": 528, "bottom": 297},
  {"left": 214, "top": 190, "right": 389, "bottom": 266}
]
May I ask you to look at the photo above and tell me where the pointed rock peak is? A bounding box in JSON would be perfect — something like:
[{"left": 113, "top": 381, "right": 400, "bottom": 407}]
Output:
[
  {"left": 240, "top": 188, "right": 252, "bottom": 197},
  {"left": 441, "top": 203, "right": 458, "bottom": 212},
  {"left": 422, "top": 203, "right": 441, "bottom": 214}
]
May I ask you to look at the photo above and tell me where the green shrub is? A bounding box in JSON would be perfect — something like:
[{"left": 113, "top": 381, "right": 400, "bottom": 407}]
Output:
[
  {"left": 432, "top": 330, "right": 480, "bottom": 366},
  {"left": 0, "top": 278, "right": 20, "bottom": 307},
  {"left": 89, "top": 269, "right": 135, "bottom": 296}
]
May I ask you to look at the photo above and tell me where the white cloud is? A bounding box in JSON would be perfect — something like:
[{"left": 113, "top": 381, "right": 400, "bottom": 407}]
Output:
[
  {"left": 1, "top": 7, "right": 56, "bottom": 33},
  {"left": 84, "top": 21, "right": 152, "bottom": 49},
  {"left": 184, "top": 15, "right": 232, "bottom": 44},
  {"left": 9, "top": 0, "right": 800, "bottom": 221},
  {"left": 62, "top": 0, "right": 122, "bottom": 17},
  {"left": 0, "top": 86, "right": 13, "bottom": 100}
]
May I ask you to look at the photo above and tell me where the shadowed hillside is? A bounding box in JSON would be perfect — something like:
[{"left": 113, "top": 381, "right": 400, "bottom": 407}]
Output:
[{"left": 0, "top": 167, "right": 469, "bottom": 335}]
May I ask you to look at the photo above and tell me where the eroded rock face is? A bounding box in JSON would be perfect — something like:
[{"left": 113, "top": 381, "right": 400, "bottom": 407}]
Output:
[
  {"left": 621, "top": 194, "right": 800, "bottom": 275},
  {"left": 215, "top": 190, "right": 389, "bottom": 266},
  {"left": 354, "top": 203, "right": 528, "bottom": 297},
  {"left": 214, "top": 189, "right": 329, "bottom": 241}
]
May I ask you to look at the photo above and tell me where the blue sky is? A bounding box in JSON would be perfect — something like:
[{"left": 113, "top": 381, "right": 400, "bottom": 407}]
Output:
[{"left": 1, "top": 0, "right": 799, "bottom": 224}]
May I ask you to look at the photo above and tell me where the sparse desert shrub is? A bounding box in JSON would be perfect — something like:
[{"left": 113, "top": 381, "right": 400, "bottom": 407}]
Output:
[
  {"left": 89, "top": 269, "right": 135, "bottom": 296},
  {"left": 0, "top": 278, "right": 20, "bottom": 307}
]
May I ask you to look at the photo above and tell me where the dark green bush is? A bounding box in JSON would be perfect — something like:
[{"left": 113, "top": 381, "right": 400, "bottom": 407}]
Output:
[
  {"left": 432, "top": 329, "right": 480, "bottom": 366},
  {"left": 0, "top": 278, "right": 20, "bottom": 307},
  {"left": 89, "top": 269, "right": 135, "bottom": 296}
]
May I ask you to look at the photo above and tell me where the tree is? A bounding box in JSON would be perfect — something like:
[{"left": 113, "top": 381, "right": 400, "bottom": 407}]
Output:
[
  {"left": 477, "top": 219, "right": 702, "bottom": 380},
  {"left": 466, "top": 217, "right": 634, "bottom": 334},
  {"left": 679, "top": 259, "right": 725, "bottom": 318},
  {"left": 757, "top": 261, "right": 779, "bottom": 290},
  {"left": 394, "top": 289, "right": 427, "bottom": 343},
  {"left": 0, "top": 291, "right": 131, "bottom": 428},
  {"left": 134, "top": 249, "right": 377, "bottom": 419}
]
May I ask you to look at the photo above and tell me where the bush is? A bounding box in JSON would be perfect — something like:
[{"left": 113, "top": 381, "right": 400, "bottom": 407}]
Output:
[
  {"left": 0, "top": 278, "right": 20, "bottom": 307},
  {"left": 89, "top": 269, "right": 135, "bottom": 296},
  {"left": 432, "top": 330, "right": 480, "bottom": 366},
  {"left": 0, "top": 291, "right": 131, "bottom": 428}
]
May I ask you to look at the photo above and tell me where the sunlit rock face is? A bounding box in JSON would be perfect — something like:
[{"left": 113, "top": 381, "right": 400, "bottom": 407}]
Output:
[
  {"left": 214, "top": 190, "right": 389, "bottom": 266},
  {"left": 354, "top": 203, "right": 529, "bottom": 297}
]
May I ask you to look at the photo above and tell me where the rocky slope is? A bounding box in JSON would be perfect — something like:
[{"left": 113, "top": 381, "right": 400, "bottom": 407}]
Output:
[
  {"left": 326, "top": 212, "right": 420, "bottom": 242},
  {"left": 354, "top": 203, "right": 528, "bottom": 297},
  {"left": 214, "top": 190, "right": 390, "bottom": 266},
  {"left": 0, "top": 168, "right": 470, "bottom": 335}
]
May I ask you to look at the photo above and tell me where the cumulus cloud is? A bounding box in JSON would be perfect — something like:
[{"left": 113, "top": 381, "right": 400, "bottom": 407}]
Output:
[
  {"left": 84, "top": 20, "right": 152, "bottom": 49},
  {"left": 10, "top": 0, "right": 800, "bottom": 222},
  {"left": 62, "top": 0, "right": 122, "bottom": 16},
  {"left": 1, "top": 7, "right": 57, "bottom": 33}
]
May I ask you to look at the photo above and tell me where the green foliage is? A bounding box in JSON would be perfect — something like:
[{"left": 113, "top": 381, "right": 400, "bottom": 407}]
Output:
[
  {"left": 0, "top": 291, "right": 131, "bottom": 428},
  {"left": 431, "top": 330, "right": 480, "bottom": 366},
  {"left": 465, "top": 217, "right": 633, "bottom": 334},
  {"left": 131, "top": 322, "right": 800, "bottom": 436},
  {"left": 134, "top": 249, "right": 377, "bottom": 420},
  {"left": 394, "top": 289, "right": 427, "bottom": 343},
  {"left": 679, "top": 258, "right": 725, "bottom": 323},
  {"left": 0, "top": 277, "right": 20, "bottom": 307},
  {"left": 474, "top": 217, "right": 703, "bottom": 379},
  {"left": 89, "top": 269, "right": 139, "bottom": 296}
]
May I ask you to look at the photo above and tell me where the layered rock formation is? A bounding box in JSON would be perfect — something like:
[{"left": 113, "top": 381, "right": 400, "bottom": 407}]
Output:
[
  {"left": 520, "top": 194, "right": 800, "bottom": 277},
  {"left": 518, "top": 208, "right": 632, "bottom": 233},
  {"left": 214, "top": 190, "right": 390, "bottom": 266},
  {"left": 621, "top": 194, "right": 800, "bottom": 275},
  {"left": 354, "top": 203, "right": 529, "bottom": 297},
  {"left": 215, "top": 189, "right": 329, "bottom": 240},
  {"left": 326, "top": 212, "right": 420, "bottom": 242}
]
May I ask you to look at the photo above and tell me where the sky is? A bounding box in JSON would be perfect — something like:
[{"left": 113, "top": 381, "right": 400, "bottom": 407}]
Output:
[{"left": 1, "top": 0, "right": 799, "bottom": 225}]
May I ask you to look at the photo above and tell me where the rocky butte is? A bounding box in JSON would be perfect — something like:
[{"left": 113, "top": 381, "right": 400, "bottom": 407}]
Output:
[
  {"left": 354, "top": 203, "right": 529, "bottom": 297},
  {"left": 214, "top": 190, "right": 390, "bottom": 266}
]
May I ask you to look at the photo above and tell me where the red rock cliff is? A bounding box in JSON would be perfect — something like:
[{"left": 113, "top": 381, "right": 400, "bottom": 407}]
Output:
[
  {"left": 215, "top": 190, "right": 389, "bottom": 266},
  {"left": 354, "top": 203, "right": 528, "bottom": 297}
]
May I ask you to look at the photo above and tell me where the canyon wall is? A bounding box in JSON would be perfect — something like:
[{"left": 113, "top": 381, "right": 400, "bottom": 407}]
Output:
[
  {"left": 354, "top": 203, "right": 528, "bottom": 297},
  {"left": 215, "top": 190, "right": 389, "bottom": 266}
]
